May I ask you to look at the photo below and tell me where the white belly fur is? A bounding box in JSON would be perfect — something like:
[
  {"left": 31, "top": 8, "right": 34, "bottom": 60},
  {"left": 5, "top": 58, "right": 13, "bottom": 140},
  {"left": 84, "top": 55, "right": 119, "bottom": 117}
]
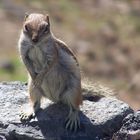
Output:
[
  {"left": 28, "top": 46, "right": 80, "bottom": 103},
  {"left": 41, "top": 64, "right": 67, "bottom": 102},
  {"left": 41, "top": 50, "right": 80, "bottom": 102},
  {"left": 28, "top": 46, "right": 44, "bottom": 73}
]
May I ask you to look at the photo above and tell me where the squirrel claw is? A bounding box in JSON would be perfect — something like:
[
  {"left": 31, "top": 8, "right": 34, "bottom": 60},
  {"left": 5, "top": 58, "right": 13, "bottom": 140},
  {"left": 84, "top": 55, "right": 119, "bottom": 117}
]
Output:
[
  {"left": 19, "top": 112, "right": 35, "bottom": 123},
  {"left": 65, "top": 112, "right": 80, "bottom": 132}
]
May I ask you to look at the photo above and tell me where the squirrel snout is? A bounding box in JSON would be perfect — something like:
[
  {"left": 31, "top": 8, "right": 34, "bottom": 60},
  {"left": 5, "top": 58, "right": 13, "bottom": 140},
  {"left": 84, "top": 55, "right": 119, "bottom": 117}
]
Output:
[
  {"left": 32, "top": 38, "right": 38, "bottom": 43},
  {"left": 32, "top": 33, "right": 38, "bottom": 43}
]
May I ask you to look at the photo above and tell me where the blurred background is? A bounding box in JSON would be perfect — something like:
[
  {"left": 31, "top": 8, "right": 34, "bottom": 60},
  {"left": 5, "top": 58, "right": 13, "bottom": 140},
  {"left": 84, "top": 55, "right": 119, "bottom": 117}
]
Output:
[{"left": 0, "top": 0, "right": 140, "bottom": 110}]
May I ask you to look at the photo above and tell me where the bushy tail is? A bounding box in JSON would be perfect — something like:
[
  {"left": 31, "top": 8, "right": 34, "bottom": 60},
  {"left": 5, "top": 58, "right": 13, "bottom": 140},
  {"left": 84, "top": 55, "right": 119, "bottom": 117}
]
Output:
[{"left": 81, "top": 80, "right": 116, "bottom": 102}]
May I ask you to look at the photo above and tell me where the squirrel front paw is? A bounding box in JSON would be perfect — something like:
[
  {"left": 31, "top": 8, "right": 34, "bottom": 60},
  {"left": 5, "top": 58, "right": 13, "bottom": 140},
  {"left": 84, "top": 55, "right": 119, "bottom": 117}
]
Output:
[{"left": 19, "top": 111, "right": 35, "bottom": 123}]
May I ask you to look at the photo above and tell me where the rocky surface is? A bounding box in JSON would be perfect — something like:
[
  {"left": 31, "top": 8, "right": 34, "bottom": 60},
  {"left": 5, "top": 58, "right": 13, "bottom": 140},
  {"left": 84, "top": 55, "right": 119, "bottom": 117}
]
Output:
[
  {"left": 113, "top": 111, "right": 140, "bottom": 140},
  {"left": 0, "top": 82, "right": 133, "bottom": 140}
]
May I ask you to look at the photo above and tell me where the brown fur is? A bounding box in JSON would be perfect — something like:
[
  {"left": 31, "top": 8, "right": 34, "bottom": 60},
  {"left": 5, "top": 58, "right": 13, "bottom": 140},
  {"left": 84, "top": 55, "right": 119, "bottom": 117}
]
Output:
[{"left": 55, "top": 40, "right": 79, "bottom": 66}]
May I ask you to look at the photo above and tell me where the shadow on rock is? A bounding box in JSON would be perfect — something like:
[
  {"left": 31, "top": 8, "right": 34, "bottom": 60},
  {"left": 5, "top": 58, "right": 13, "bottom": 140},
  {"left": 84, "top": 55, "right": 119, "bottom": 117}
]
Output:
[{"left": 35, "top": 102, "right": 96, "bottom": 140}]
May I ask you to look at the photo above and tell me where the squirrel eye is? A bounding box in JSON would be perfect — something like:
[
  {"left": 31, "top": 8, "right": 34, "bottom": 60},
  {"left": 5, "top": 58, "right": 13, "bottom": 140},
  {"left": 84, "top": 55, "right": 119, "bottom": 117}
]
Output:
[
  {"left": 24, "top": 25, "right": 29, "bottom": 32},
  {"left": 44, "top": 25, "right": 48, "bottom": 33}
]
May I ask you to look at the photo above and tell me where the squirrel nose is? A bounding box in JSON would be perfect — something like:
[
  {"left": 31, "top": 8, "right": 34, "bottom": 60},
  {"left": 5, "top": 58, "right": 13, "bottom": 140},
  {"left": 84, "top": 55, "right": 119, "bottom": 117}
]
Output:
[{"left": 32, "top": 37, "right": 38, "bottom": 43}]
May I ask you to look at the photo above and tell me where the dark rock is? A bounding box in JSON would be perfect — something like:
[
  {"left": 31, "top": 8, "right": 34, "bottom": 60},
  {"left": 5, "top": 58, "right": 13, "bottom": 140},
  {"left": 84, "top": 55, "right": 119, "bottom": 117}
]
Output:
[
  {"left": 0, "top": 82, "right": 133, "bottom": 140},
  {"left": 113, "top": 111, "right": 140, "bottom": 140}
]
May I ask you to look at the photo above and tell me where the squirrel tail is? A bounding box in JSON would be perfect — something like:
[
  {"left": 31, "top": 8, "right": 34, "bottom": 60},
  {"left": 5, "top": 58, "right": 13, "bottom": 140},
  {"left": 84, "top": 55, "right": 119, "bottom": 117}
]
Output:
[{"left": 81, "top": 79, "right": 116, "bottom": 102}]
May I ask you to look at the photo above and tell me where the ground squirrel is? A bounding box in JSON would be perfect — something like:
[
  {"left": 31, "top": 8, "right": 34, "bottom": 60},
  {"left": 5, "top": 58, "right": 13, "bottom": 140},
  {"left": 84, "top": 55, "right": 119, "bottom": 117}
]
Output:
[{"left": 18, "top": 13, "right": 82, "bottom": 131}]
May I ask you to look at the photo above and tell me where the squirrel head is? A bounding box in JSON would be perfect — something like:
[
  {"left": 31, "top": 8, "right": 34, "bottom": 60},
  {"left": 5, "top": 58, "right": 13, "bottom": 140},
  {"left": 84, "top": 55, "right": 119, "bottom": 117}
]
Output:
[{"left": 23, "top": 13, "right": 51, "bottom": 44}]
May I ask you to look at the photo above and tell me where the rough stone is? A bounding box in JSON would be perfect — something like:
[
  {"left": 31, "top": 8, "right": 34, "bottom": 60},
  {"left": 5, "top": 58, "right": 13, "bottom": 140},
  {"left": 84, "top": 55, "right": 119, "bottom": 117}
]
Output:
[
  {"left": 0, "top": 82, "right": 133, "bottom": 140},
  {"left": 113, "top": 111, "right": 140, "bottom": 140}
]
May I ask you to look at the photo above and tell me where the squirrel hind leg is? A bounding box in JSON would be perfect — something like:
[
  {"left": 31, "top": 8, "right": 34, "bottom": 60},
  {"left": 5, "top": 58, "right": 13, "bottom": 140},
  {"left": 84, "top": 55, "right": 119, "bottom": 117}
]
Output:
[
  {"left": 62, "top": 89, "right": 81, "bottom": 132},
  {"left": 65, "top": 106, "right": 80, "bottom": 132}
]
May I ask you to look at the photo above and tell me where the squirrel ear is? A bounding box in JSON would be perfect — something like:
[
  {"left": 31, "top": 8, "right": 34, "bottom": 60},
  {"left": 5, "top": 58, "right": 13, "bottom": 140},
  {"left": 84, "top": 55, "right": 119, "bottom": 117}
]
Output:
[
  {"left": 45, "top": 14, "right": 50, "bottom": 25},
  {"left": 24, "top": 13, "right": 29, "bottom": 21}
]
